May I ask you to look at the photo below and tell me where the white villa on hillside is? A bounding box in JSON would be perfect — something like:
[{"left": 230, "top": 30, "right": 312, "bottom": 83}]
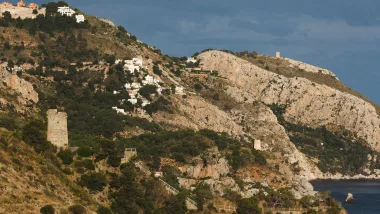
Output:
[
  {"left": 75, "top": 14, "right": 85, "bottom": 23},
  {"left": 128, "top": 98, "right": 138, "bottom": 105},
  {"left": 187, "top": 57, "right": 197, "bottom": 64},
  {"left": 124, "top": 58, "right": 143, "bottom": 73},
  {"left": 57, "top": 6, "right": 75, "bottom": 16},
  {"left": 112, "top": 106, "right": 126, "bottom": 115}
]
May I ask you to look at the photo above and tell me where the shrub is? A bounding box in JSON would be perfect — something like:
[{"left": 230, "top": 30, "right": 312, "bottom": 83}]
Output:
[
  {"left": 40, "top": 205, "right": 55, "bottom": 214},
  {"left": 194, "top": 83, "right": 203, "bottom": 91},
  {"left": 97, "top": 206, "right": 113, "bottom": 214},
  {"left": 0, "top": 117, "right": 17, "bottom": 131},
  {"left": 58, "top": 149, "right": 75, "bottom": 165},
  {"left": 77, "top": 147, "right": 93, "bottom": 157},
  {"left": 236, "top": 197, "right": 261, "bottom": 214},
  {"left": 80, "top": 172, "right": 107, "bottom": 192},
  {"left": 68, "top": 204, "right": 87, "bottom": 214}
]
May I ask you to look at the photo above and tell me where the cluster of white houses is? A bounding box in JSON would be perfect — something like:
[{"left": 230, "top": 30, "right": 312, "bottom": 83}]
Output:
[
  {"left": 57, "top": 6, "right": 85, "bottom": 23},
  {"left": 112, "top": 74, "right": 163, "bottom": 115},
  {"left": 115, "top": 58, "right": 147, "bottom": 74}
]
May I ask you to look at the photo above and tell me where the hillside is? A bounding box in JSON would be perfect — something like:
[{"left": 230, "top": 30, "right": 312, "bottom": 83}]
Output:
[{"left": 2, "top": 1, "right": 379, "bottom": 214}]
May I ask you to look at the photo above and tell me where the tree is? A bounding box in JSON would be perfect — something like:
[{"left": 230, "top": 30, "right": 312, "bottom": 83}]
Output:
[
  {"left": 97, "top": 206, "right": 113, "bottom": 214},
  {"left": 153, "top": 64, "right": 162, "bottom": 75},
  {"left": 40, "top": 205, "right": 55, "bottom": 214},
  {"left": 80, "top": 172, "right": 107, "bottom": 192},
  {"left": 77, "top": 147, "right": 93, "bottom": 157},
  {"left": 58, "top": 149, "right": 75, "bottom": 165},
  {"left": 22, "top": 120, "right": 56, "bottom": 153},
  {"left": 236, "top": 197, "right": 261, "bottom": 214},
  {"left": 165, "top": 192, "right": 188, "bottom": 214},
  {"left": 138, "top": 85, "right": 157, "bottom": 101},
  {"left": 194, "top": 83, "right": 203, "bottom": 91},
  {"left": 68, "top": 204, "right": 87, "bottom": 214}
]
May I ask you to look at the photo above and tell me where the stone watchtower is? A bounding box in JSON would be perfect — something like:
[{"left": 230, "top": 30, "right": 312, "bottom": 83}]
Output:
[{"left": 47, "top": 109, "right": 68, "bottom": 148}]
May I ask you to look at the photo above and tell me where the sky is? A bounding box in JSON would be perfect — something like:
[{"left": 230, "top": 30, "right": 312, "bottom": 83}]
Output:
[{"left": 34, "top": 0, "right": 380, "bottom": 104}]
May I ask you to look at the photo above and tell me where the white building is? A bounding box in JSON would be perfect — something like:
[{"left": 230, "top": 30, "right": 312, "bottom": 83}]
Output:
[
  {"left": 142, "top": 75, "right": 154, "bottom": 85},
  {"left": 128, "top": 98, "right": 138, "bottom": 105},
  {"left": 156, "top": 87, "right": 163, "bottom": 95},
  {"left": 187, "top": 57, "right": 197, "bottom": 64},
  {"left": 75, "top": 15, "right": 85, "bottom": 23},
  {"left": 115, "top": 59, "right": 123, "bottom": 64},
  {"left": 132, "top": 58, "right": 143, "bottom": 67},
  {"left": 175, "top": 86, "right": 185, "bottom": 95},
  {"left": 276, "top": 52, "right": 281, "bottom": 58},
  {"left": 113, "top": 90, "right": 120, "bottom": 95},
  {"left": 112, "top": 107, "right": 126, "bottom": 115},
  {"left": 142, "top": 100, "right": 150, "bottom": 107},
  {"left": 124, "top": 58, "right": 143, "bottom": 73},
  {"left": 131, "top": 82, "right": 142, "bottom": 89},
  {"left": 57, "top": 6, "right": 75, "bottom": 17},
  {"left": 154, "top": 172, "right": 163, "bottom": 178},
  {"left": 125, "top": 83, "right": 131, "bottom": 90}
]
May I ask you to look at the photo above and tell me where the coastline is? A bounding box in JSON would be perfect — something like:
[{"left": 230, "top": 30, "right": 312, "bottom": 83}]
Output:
[{"left": 310, "top": 173, "right": 380, "bottom": 181}]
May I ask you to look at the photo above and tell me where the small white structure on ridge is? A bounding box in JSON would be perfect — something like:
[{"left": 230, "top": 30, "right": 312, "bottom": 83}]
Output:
[
  {"left": 186, "top": 57, "right": 197, "bottom": 64},
  {"left": 75, "top": 15, "right": 85, "bottom": 23},
  {"left": 276, "top": 52, "right": 281, "bottom": 58},
  {"left": 57, "top": 6, "right": 75, "bottom": 16}
]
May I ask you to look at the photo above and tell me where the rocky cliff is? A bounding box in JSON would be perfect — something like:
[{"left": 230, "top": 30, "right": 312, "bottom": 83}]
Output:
[
  {"left": 198, "top": 50, "right": 380, "bottom": 152},
  {"left": 0, "top": 64, "right": 39, "bottom": 104}
]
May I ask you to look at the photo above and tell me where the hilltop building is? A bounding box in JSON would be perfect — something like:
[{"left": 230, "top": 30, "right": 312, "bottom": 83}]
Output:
[
  {"left": 57, "top": 6, "right": 75, "bottom": 16},
  {"left": 16, "top": 0, "right": 25, "bottom": 7},
  {"left": 187, "top": 57, "right": 197, "bottom": 64},
  {"left": 28, "top": 2, "right": 37, "bottom": 10},
  {"left": 1, "top": 2, "right": 13, "bottom": 7},
  {"left": 76, "top": 14, "right": 85, "bottom": 23},
  {"left": 276, "top": 52, "right": 281, "bottom": 58}
]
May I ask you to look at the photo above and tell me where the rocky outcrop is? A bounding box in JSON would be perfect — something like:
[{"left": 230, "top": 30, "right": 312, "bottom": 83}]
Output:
[
  {"left": 0, "top": 66, "right": 38, "bottom": 104},
  {"left": 198, "top": 50, "right": 380, "bottom": 152},
  {"left": 284, "top": 57, "right": 338, "bottom": 79},
  {"left": 153, "top": 95, "right": 245, "bottom": 136},
  {"left": 345, "top": 193, "right": 355, "bottom": 204},
  {"left": 178, "top": 148, "right": 230, "bottom": 180}
]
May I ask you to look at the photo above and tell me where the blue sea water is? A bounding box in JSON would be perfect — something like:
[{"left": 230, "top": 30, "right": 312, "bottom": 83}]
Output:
[{"left": 311, "top": 180, "right": 380, "bottom": 214}]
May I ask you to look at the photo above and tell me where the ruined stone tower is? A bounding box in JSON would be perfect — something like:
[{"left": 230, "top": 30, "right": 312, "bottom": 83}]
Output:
[{"left": 47, "top": 109, "right": 68, "bottom": 148}]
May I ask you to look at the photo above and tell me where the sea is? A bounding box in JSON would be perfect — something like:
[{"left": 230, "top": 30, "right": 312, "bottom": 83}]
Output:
[{"left": 311, "top": 180, "right": 380, "bottom": 214}]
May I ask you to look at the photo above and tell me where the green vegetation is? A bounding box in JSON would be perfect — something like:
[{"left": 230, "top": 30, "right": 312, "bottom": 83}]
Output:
[
  {"left": 68, "top": 204, "right": 87, "bottom": 214},
  {"left": 22, "top": 120, "right": 56, "bottom": 153},
  {"left": 40, "top": 205, "right": 55, "bottom": 214},
  {"left": 237, "top": 197, "right": 261, "bottom": 214},
  {"left": 269, "top": 104, "right": 378, "bottom": 175},
  {"left": 80, "top": 172, "right": 107, "bottom": 192},
  {"left": 57, "top": 149, "right": 75, "bottom": 165}
]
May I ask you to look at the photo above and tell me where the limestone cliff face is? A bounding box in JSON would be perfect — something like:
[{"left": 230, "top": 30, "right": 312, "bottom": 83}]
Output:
[
  {"left": 283, "top": 57, "right": 338, "bottom": 79},
  {"left": 198, "top": 50, "right": 380, "bottom": 152},
  {"left": 0, "top": 66, "right": 39, "bottom": 104}
]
